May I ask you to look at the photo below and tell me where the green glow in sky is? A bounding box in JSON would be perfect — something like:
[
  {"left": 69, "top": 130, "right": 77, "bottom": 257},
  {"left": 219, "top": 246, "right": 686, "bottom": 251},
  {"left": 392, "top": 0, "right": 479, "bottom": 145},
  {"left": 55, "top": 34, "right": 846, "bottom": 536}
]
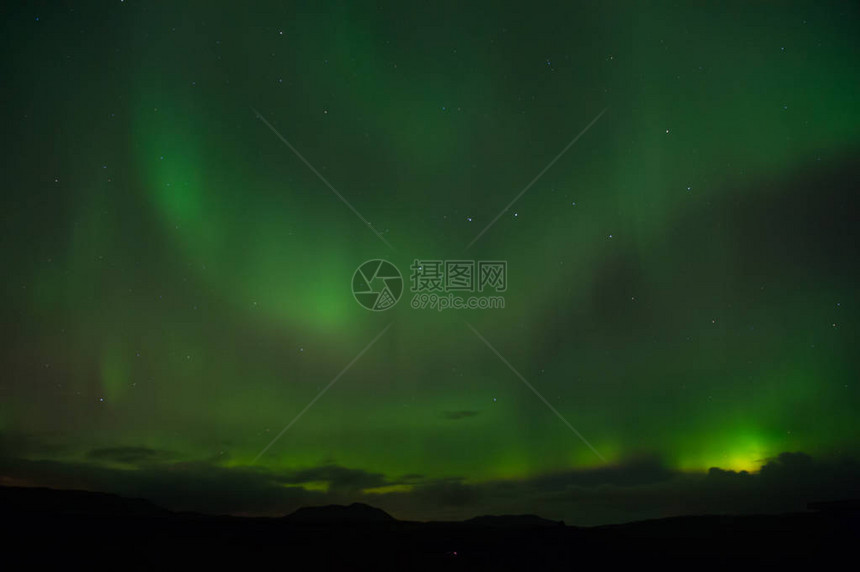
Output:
[{"left": 1, "top": 1, "right": 858, "bottom": 524}]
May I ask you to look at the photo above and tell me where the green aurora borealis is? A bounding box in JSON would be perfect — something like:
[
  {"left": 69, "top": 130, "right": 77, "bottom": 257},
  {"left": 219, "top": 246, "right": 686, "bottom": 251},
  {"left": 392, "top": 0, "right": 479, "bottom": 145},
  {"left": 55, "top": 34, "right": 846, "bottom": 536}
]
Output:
[{"left": 1, "top": 2, "right": 858, "bottom": 523}]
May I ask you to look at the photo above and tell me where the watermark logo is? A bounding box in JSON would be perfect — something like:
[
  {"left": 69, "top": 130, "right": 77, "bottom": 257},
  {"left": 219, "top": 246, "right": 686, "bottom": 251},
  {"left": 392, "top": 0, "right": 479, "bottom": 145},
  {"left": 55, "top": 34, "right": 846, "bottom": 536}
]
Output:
[
  {"left": 352, "top": 259, "right": 403, "bottom": 311},
  {"left": 410, "top": 260, "right": 507, "bottom": 293},
  {"left": 352, "top": 259, "right": 507, "bottom": 311}
]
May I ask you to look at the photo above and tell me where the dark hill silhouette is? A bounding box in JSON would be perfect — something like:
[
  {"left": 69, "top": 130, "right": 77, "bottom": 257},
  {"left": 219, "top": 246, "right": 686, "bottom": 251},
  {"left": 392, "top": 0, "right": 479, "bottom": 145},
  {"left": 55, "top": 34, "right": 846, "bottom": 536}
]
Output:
[
  {"left": 808, "top": 499, "right": 860, "bottom": 513},
  {"left": 0, "top": 485, "right": 170, "bottom": 517},
  {"left": 285, "top": 502, "right": 395, "bottom": 524},
  {"left": 1, "top": 486, "right": 857, "bottom": 568},
  {"left": 463, "top": 514, "right": 564, "bottom": 528}
]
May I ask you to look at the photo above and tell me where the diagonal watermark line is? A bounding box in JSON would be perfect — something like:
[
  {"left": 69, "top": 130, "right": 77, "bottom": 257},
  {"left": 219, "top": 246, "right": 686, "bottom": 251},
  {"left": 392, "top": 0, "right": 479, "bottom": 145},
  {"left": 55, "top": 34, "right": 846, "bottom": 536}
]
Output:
[
  {"left": 251, "top": 107, "right": 395, "bottom": 251},
  {"left": 465, "top": 107, "right": 608, "bottom": 250},
  {"left": 465, "top": 321, "right": 606, "bottom": 462},
  {"left": 252, "top": 322, "right": 394, "bottom": 463}
]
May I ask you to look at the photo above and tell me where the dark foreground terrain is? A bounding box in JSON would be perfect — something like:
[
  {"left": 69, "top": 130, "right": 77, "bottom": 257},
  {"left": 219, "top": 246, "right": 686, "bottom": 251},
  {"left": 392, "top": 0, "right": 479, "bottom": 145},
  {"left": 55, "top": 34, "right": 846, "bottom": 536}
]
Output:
[{"left": 2, "top": 487, "right": 857, "bottom": 569}]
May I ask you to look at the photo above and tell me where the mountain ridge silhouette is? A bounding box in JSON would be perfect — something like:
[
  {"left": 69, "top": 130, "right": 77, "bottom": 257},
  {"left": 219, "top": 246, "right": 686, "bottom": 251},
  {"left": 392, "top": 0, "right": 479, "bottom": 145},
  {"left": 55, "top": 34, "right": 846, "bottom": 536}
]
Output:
[{"left": 2, "top": 485, "right": 857, "bottom": 567}]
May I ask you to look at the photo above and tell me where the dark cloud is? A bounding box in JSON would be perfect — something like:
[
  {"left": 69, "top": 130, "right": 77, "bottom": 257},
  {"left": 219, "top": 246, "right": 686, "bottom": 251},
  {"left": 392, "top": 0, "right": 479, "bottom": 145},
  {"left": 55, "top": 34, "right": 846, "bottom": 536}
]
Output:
[
  {"left": 0, "top": 455, "right": 325, "bottom": 516},
  {"left": 369, "top": 452, "right": 860, "bottom": 525},
  {"left": 441, "top": 410, "right": 480, "bottom": 420},
  {"left": 2, "top": 445, "right": 860, "bottom": 525},
  {"left": 88, "top": 446, "right": 173, "bottom": 465},
  {"left": 276, "top": 464, "right": 389, "bottom": 493}
]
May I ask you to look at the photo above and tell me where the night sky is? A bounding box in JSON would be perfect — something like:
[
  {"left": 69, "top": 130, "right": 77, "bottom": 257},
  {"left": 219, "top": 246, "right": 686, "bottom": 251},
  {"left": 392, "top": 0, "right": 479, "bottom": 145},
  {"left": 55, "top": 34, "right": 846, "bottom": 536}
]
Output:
[{"left": 1, "top": 1, "right": 858, "bottom": 525}]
